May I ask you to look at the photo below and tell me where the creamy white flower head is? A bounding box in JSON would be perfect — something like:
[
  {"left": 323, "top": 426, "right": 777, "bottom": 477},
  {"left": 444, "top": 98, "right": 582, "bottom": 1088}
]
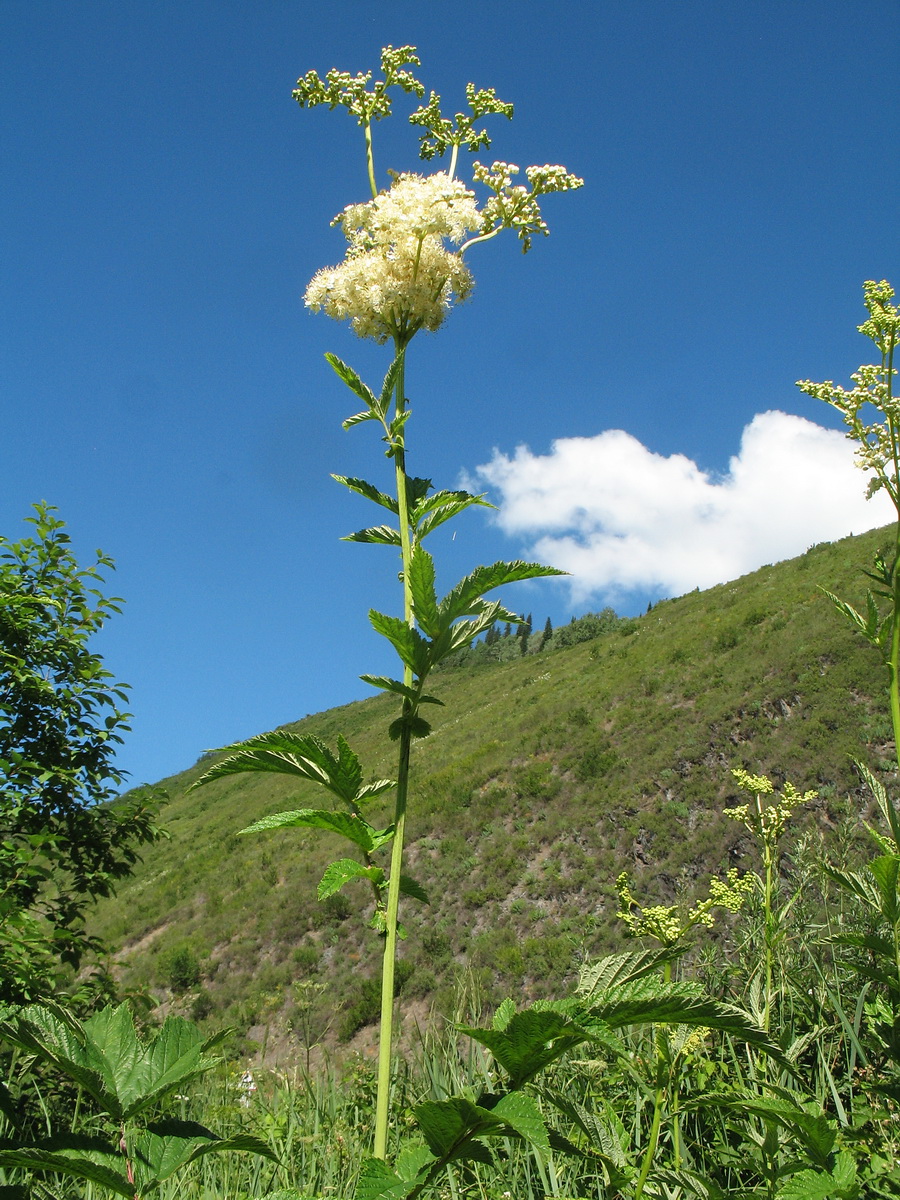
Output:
[
  {"left": 337, "top": 172, "right": 480, "bottom": 249},
  {"left": 306, "top": 173, "right": 480, "bottom": 344}
]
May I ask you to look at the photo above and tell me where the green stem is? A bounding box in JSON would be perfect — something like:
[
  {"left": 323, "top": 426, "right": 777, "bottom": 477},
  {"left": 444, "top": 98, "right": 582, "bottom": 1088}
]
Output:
[
  {"left": 364, "top": 119, "right": 378, "bottom": 199},
  {"left": 634, "top": 959, "right": 671, "bottom": 1200},
  {"left": 373, "top": 344, "right": 414, "bottom": 1160}
]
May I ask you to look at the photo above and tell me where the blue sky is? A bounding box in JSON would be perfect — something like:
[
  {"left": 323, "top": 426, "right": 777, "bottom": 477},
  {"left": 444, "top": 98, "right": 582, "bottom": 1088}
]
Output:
[{"left": 2, "top": 1, "right": 898, "bottom": 790}]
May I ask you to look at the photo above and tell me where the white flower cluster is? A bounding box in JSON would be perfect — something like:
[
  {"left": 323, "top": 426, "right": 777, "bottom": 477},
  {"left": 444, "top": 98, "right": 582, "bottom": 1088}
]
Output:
[{"left": 305, "top": 173, "right": 480, "bottom": 344}]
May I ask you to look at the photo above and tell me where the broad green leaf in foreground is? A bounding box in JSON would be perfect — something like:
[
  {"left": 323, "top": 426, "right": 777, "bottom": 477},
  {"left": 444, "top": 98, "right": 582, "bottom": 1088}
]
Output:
[
  {"left": 0, "top": 1140, "right": 132, "bottom": 1198},
  {"left": 458, "top": 1008, "right": 593, "bottom": 1088},
  {"left": 131, "top": 1120, "right": 278, "bottom": 1189},
  {"left": 576, "top": 949, "right": 684, "bottom": 997}
]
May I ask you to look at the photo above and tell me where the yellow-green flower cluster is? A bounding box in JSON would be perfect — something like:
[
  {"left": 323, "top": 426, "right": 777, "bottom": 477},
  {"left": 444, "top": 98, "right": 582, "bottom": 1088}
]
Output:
[
  {"left": 305, "top": 173, "right": 480, "bottom": 345},
  {"left": 616, "top": 868, "right": 755, "bottom": 948},
  {"left": 797, "top": 280, "right": 900, "bottom": 508},
  {"left": 292, "top": 45, "right": 424, "bottom": 125},
  {"left": 725, "top": 769, "right": 817, "bottom": 843}
]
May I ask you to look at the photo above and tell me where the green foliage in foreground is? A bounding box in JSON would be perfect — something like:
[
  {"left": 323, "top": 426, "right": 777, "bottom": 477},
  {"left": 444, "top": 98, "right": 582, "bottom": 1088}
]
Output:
[
  {"left": 0, "top": 1001, "right": 274, "bottom": 1197},
  {"left": 89, "top": 523, "right": 894, "bottom": 1050}
]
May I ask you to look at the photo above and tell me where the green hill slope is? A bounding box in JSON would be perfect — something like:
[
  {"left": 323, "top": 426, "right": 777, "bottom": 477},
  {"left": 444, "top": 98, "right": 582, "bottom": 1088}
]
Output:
[{"left": 91, "top": 525, "right": 895, "bottom": 1057}]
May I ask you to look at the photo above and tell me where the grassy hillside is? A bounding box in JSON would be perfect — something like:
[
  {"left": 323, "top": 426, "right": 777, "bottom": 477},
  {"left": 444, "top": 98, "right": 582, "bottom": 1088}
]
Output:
[{"left": 91, "top": 525, "right": 896, "bottom": 1059}]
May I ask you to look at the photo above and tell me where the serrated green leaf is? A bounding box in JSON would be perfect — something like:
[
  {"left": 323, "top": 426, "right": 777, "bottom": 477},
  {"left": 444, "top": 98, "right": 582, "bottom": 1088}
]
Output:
[
  {"left": 867, "top": 854, "right": 900, "bottom": 925},
  {"left": 369, "top": 611, "right": 431, "bottom": 676},
  {"left": 359, "top": 675, "right": 444, "bottom": 707},
  {"left": 399, "top": 874, "right": 429, "bottom": 903},
  {"left": 357, "top": 779, "right": 397, "bottom": 803},
  {"left": 190, "top": 731, "right": 388, "bottom": 809},
  {"left": 724, "top": 1096, "right": 836, "bottom": 1166},
  {"left": 854, "top": 758, "right": 900, "bottom": 849},
  {"left": 492, "top": 1092, "right": 550, "bottom": 1156},
  {"left": 379, "top": 354, "right": 404, "bottom": 418},
  {"left": 823, "top": 864, "right": 881, "bottom": 910},
  {"left": 326, "top": 353, "right": 378, "bottom": 410},
  {"left": 318, "top": 859, "right": 384, "bottom": 901},
  {"left": 130, "top": 1120, "right": 275, "bottom": 1188},
  {"left": 583, "top": 981, "right": 788, "bottom": 1065},
  {"left": 0, "top": 1141, "right": 132, "bottom": 1197},
  {"left": 344, "top": 525, "right": 402, "bottom": 546},
  {"left": 414, "top": 1097, "right": 504, "bottom": 1158},
  {"left": 543, "top": 1091, "right": 629, "bottom": 1165},
  {"left": 0, "top": 1003, "right": 120, "bottom": 1115},
  {"left": 776, "top": 1166, "right": 853, "bottom": 1200},
  {"left": 437, "top": 561, "right": 567, "bottom": 627},
  {"left": 332, "top": 476, "right": 399, "bottom": 514},
  {"left": 411, "top": 487, "right": 488, "bottom": 520},
  {"left": 459, "top": 1010, "right": 591, "bottom": 1087},
  {"left": 353, "top": 1155, "right": 410, "bottom": 1200},
  {"left": 240, "top": 809, "right": 380, "bottom": 853},
  {"left": 577, "top": 949, "right": 683, "bottom": 997},
  {"left": 820, "top": 588, "right": 879, "bottom": 645},
  {"left": 414, "top": 493, "right": 493, "bottom": 540},
  {"left": 395, "top": 1141, "right": 436, "bottom": 1182},
  {"left": 408, "top": 545, "right": 440, "bottom": 637},
  {"left": 492, "top": 998, "right": 516, "bottom": 1031},
  {"left": 342, "top": 411, "right": 377, "bottom": 430}
]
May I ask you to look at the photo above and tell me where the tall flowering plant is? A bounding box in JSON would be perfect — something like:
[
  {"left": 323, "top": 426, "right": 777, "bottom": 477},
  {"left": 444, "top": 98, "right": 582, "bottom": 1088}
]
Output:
[{"left": 193, "top": 46, "right": 581, "bottom": 1159}]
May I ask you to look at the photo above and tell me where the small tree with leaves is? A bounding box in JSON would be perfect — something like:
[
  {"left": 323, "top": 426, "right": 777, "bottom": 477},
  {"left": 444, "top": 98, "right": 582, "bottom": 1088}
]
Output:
[{"left": 0, "top": 504, "right": 164, "bottom": 1002}]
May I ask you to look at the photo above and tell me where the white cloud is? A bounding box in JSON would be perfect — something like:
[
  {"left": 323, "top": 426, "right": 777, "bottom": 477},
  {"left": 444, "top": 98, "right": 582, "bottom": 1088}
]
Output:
[{"left": 473, "top": 411, "right": 894, "bottom": 603}]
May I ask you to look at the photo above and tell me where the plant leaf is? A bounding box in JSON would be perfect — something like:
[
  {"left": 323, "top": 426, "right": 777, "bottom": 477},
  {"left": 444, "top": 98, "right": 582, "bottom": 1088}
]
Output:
[
  {"left": 388, "top": 714, "right": 432, "bottom": 741},
  {"left": 369, "top": 611, "right": 431, "bottom": 676},
  {"left": 721, "top": 1096, "right": 836, "bottom": 1166},
  {"left": 399, "top": 875, "right": 429, "bottom": 903},
  {"left": 577, "top": 949, "right": 683, "bottom": 997},
  {"left": 318, "top": 859, "right": 385, "bottom": 901},
  {"left": 344, "top": 525, "right": 402, "bottom": 546},
  {"left": 408, "top": 545, "right": 440, "bottom": 637},
  {"left": 458, "top": 1009, "right": 592, "bottom": 1088},
  {"left": 867, "top": 854, "right": 900, "bottom": 926},
  {"left": 191, "top": 731, "right": 391, "bottom": 808},
  {"left": 0, "top": 1003, "right": 120, "bottom": 1116},
  {"left": 0, "top": 1139, "right": 132, "bottom": 1197},
  {"left": 491, "top": 1092, "right": 550, "bottom": 1156},
  {"left": 332, "top": 475, "right": 398, "bottom": 514},
  {"left": 359, "top": 675, "right": 444, "bottom": 707},
  {"left": 239, "top": 809, "right": 383, "bottom": 854},
  {"left": 437, "top": 561, "right": 566, "bottom": 626},
  {"left": 353, "top": 1156, "right": 411, "bottom": 1200},
  {"left": 325, "top": 353, "right": 378, "bottom": 410},
  {"left": 133, "top": 1121, "right": 277, "bottom": 1188},
  {"left": 413, "top": 1097, "right": 505, "bottom": 1158}
]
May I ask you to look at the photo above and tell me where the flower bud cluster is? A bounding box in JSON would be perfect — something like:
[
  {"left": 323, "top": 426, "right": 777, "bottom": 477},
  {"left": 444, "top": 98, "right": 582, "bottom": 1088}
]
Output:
[
  {"left": 616, "top": 866, "right": 754, "bottom": 947},
  {"left": 293, "top": 45, "right": 424, "bottom": 126},
  {"left": 474, "top": 161, "right": 584, "bottom": 251},
  {"left": 410, "top": 84, "right": 515, "bottom": 160},
  {"left": 726, "top": 769, "right": 817, "bottom": 843},
  {"left": 797, "top": 280, "right": 900, "bottom": 509}
]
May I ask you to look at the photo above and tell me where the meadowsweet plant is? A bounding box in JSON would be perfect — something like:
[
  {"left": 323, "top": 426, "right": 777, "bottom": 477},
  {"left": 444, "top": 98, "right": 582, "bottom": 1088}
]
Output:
[
  {"left": 193, "top": 45, "right": 582, "bottom": 1163},
  {"left": 725, "top": 769, "right": 816, "bottom": 1032},
  {"left": 797, "top": 281, "right": 900, "bottom": 768}
]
